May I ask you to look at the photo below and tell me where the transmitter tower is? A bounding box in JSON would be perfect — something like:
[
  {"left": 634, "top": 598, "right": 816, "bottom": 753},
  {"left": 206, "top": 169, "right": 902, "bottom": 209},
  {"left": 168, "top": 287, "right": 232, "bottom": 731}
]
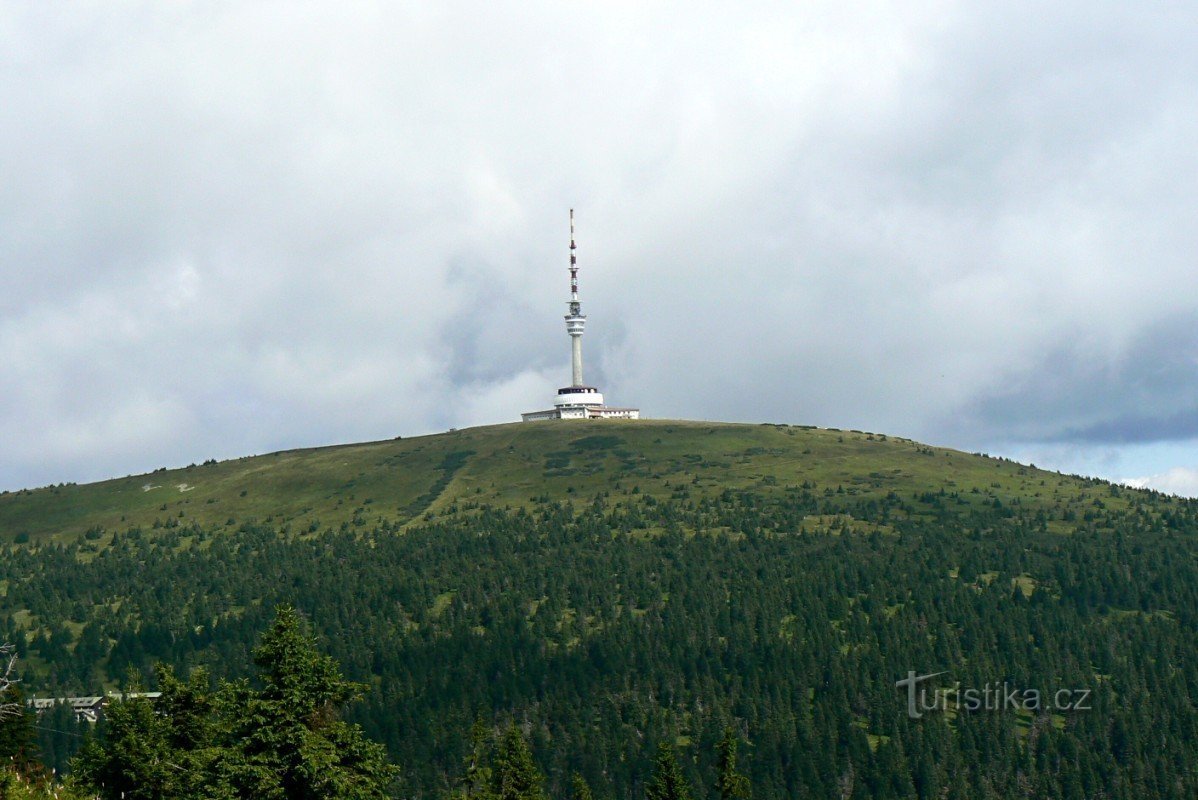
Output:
[{"left": 521, "top": 210, "right": 639, "bottom": 422}]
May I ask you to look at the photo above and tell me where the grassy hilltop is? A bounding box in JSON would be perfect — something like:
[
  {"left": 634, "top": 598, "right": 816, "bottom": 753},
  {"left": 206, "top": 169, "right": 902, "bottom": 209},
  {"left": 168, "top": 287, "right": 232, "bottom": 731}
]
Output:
[{"left": 0, "top": 419, "right": 1122, "bottom": 545}]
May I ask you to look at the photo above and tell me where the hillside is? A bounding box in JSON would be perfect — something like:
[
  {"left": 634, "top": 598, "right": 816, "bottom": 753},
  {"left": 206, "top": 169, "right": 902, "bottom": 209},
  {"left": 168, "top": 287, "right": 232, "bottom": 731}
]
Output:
[
  {"left": 0, "top": 420, "right": 1124, "bottom": 545},
  {"left": 2, "top": 421, "right": 1196, "bottom": 799}
]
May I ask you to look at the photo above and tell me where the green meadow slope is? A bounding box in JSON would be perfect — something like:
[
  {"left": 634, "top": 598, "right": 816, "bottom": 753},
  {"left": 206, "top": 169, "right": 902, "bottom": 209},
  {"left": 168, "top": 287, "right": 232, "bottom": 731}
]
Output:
[{"left": 0, "top": 420, "right": 1122, "bottom": 545}]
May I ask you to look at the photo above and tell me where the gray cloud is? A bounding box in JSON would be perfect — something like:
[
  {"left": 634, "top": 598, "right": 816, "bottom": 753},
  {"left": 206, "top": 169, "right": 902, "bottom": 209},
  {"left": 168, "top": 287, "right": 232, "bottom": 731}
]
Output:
[
  {"left": 3, "top": 3, "right": 1198, "bottom": 490},
  {"left": 1075, "top": 409, "right": 1198, "bottom": 445},
  {"left": 953, "top": 312, "right": 1198, "bottom": 444}
]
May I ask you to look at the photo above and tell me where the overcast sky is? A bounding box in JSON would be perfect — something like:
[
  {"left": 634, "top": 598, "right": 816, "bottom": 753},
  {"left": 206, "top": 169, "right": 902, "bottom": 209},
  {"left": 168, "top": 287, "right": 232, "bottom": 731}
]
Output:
[{"left": 3, "top": 2, "right": 1197, "bottom": 495}]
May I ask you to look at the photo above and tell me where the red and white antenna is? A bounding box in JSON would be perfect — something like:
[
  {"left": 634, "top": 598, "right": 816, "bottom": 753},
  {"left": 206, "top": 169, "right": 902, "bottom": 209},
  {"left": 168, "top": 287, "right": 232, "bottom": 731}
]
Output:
[
  {"left": 569, "top": 209, "right": 580, "bottom": 311},
  {"left": 564, "top": 209, "right": 587, "bottom": 386}
]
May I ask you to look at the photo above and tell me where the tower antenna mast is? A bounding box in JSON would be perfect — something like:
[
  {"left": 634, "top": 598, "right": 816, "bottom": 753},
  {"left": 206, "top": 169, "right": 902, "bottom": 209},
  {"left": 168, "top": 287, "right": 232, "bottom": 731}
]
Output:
[{"left": 565, "top": 209, "right": 586, "bottom": 386}]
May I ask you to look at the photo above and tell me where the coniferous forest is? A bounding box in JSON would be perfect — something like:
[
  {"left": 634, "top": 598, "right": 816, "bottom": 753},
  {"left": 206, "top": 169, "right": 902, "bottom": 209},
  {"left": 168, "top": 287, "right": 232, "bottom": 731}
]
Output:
[{"left": 1, "top": 422, "right": 1196, "bottom": 798}]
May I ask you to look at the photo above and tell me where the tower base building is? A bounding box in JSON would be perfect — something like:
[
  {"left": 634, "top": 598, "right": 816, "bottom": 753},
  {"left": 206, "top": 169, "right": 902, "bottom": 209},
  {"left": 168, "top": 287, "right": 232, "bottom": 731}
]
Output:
[
  {"left": 521, "top": 386, "right": 640, "bottom": 422},
  {"left": 521, "top": 211, "right": 639, "bottom": 422}
]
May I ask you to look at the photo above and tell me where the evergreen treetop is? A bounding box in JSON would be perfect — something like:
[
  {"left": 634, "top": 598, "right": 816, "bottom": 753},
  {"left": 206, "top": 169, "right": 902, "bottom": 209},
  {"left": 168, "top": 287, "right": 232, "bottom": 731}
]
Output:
[{"left": 646, "top": 743, "right": 693, "bottom": 800}]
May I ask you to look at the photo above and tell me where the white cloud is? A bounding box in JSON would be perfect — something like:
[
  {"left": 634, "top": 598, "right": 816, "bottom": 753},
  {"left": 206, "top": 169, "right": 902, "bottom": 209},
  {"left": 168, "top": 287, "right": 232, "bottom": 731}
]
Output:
[{"left": 1124, "top": 467, "right": 1198, "bottom": 499}]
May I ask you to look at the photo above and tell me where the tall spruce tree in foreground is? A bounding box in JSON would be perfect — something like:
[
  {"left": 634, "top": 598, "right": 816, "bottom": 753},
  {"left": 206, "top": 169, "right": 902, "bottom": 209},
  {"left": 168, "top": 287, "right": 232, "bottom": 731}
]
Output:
[
  {"left": 69, "top": 606, "right": 398, "bottom": 799},
  {"left": 452, "top": 715, "right": 497, "bottom": 800},
  {"left": 714, "top": 728, "right": 750, "bottom": 800},
  {"left": 0, "top": 684, "right": 40, "bottom": 777},
  {"left": 571, "top": 773, "right": 595, "bottom": 800},
  {"left": 646, "top": 743, "right": 693, "bottom": 800},
  {"left": 489, "top": 724, "right": 546, "bottom": 800},
  {"left": 218, "top": 606, "right": 397, "bottom": 799}
]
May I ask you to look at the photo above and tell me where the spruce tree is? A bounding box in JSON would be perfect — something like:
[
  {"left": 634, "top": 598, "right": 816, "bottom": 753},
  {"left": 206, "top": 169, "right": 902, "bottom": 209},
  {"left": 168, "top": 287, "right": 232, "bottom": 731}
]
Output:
[
  {"left": 218, "top": 605, "right": 399, "bottom": 799},
  {"left": 454, "top": 715, "right": 494, "bottom": 800},
  {"left": 571, "top": 772, "right": 595, "bottom": 800},
  {"left": 715, "top": 727, "right": 750, "bottom": 800},
  {"left": 646, "top": 742, "right": 693, "bottom": 800},
  {"left": 489, "top": 724, "right": 545, "bottom": 800},
  {"left": 0, "top": 683, "right": 39, "bottom": 774}
]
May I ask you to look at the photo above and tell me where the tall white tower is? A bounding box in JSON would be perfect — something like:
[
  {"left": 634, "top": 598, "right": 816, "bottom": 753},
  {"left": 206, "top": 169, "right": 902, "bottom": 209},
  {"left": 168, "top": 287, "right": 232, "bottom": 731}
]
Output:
[
  {"left": 520, "top": 211, "right": 640, "bottom": 422},
  {"left": 565, "top": 209, "right": 586, "bottom": 386}
]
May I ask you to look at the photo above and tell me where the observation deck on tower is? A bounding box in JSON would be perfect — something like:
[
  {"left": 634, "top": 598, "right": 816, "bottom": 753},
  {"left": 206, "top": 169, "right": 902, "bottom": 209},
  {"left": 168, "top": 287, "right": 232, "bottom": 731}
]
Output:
[{"left": 521, "top": 211, "right": 640, "bottom": 422}]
